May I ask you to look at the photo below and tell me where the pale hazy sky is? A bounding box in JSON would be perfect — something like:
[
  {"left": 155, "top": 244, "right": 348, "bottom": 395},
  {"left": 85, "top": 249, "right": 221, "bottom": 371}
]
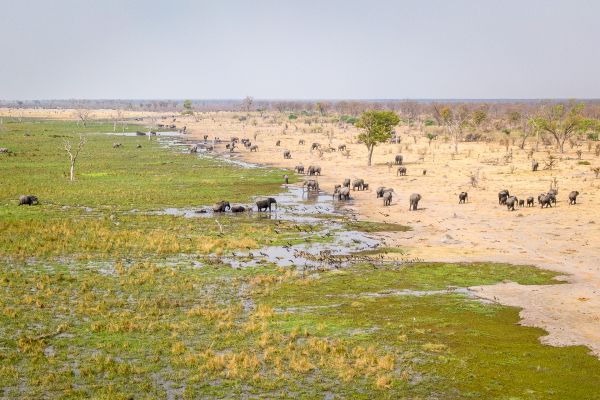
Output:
[{"left": 1, "top": 0, "right": 599, "bottom": 100}]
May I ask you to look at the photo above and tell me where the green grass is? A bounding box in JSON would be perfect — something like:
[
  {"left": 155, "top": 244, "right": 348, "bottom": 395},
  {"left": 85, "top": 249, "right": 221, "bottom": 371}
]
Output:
[
  {"left": 343, "top": 220, "right": 411, "bottom": 233},
  {"left": 0, "top": 119, "right": 292, "bottom": 209}
]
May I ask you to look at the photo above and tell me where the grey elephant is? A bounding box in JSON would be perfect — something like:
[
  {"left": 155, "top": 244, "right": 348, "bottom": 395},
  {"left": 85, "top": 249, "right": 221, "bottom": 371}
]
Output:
[
  {"left": 383, "top": 190, "right": 393, "bottom": 206},
  {"left": 276, "top": 140, "right": 281, "bottom": 146},
  {"left": 409, "top": 193, "right": 421, "bottom": 211},
  {"left": 250, "top": 145, "right": 258, "bottom": 152},
  {"left": 498, "top": 190, "right": 510, "bottom": 205},
  {"left": 532, "top": 160, "right": 539, "bottom": 171},
  {"left": 303, "top": 179, "right": 319, "bottom": 192},
  {"left": 338, "top": 144, "right": 346, "bottom": 151},
  {"left": 539, "top": 194, "right": 552, "bottom": 208},
  {"left": 506, "top": 196, "right": 518, "bottom": 211},
  {"left": 213, "top": 201, "right": 231, "bottom": 212},
  {"left": 338, "top": 186, "right": 350, "bottom": 200},
  {"left": 256, "top": 197, "right": 277, "bottom": 212},
  {"left": 298, "top": 139, "right": 305, "bottom": 145},
  {"left": 310, "top": 142, "right": 321, "bottom": 151},
  {"left": 376, "top": 187, "right": 387, "bottom": 198},
  {"left": 294, "top": 165, "right": 305, "bottom": 174},
  {"left": 352, "top": 179, "right": 364, "bottom": 191},
  {"left": 19, "top": 195, "right": 39, "bottom": 206},
  {"left": 395, "top": 154, "right": 403, "bottom": 165},
  {"left": 283, "top": 150, "right": 292, "bottom": 159},
  {"left": 527, "top": 196, "right": 534, "bottom": 207},
  {"left": 231, "top": 205, "right": 246, "bottom": 213},
  {"left": 397, "top": 166, "right": 407, "bottom": 176},
  {"left": 459, "top": 192, "right": 468, "bottom": 204},
  {"left": 518, "top": 199, "right": 525, "bottom": 207},
  {"left": 190, "top": 144, "right": 198, "bottom": 153},
  {"left": 342, "top": 178, "right": 351, "bottom": 188},
  {"left": 569, "top": 191, "right": 579, "bottom": 205},
  {"left": 307, "top": 165, "right": 321, "bottom": 176}
]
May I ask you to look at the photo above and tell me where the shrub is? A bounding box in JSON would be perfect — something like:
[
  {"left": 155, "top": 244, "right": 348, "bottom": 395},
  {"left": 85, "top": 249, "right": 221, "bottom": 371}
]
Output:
[
  {"left": 587, "top": 132, "right": 598, "bottom": 141},
  {"left": 288, "top": 114, "right": 298, "bottom": 120}
]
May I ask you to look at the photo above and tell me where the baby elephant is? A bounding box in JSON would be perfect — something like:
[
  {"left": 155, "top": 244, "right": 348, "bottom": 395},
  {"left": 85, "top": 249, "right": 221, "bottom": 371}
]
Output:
[
  {"left": 383, "top": 190, "right": 393, "bottom": 206},
  {"left": 458, "top": 192, "right": 468, "bottom": 204},
  {"left": 283, "top": 150, "right": 291, "bottom": 159},
  {"left": 231, "top": 205, "right": 247, "bottom": 213},
  {"left": 376, "top": 186, "right": 387, "bottom": 198},
  {"left": 526, "top": 197, "right": 534, "bottom": 207},
  {"left": 409, "top": 193, "right": 421, "bottom": 211},
  {"left": 569, "top": 191, "right": 580, "bottom": 205},
  {"left": 518, "top": 199, "right": 525, "bottom": 207},
  {"left": 506, "top": 196, "right": 518, "bottom": 211},
  {"left": 397, "top": 166, "right": 407, "bottom": 176},
  {"left": 19, "top": 195, "right": 39, "bottom": 206},
  {"left": 539, "top": 194, "right": 553, "bottom": 208}
]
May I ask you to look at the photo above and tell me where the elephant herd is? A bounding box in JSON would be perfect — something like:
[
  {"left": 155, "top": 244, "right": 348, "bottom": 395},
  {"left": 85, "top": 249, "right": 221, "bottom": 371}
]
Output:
[
  {"left": 212, "top": 197, "right": 277, "bottom": 213},
  {"left": 496, "top": 189, "right": 580, "bottom": 211}
]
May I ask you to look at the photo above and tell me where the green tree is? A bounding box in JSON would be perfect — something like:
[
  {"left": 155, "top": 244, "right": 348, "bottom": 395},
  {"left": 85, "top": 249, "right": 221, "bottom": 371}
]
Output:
[
  {"left": 531, "top": 101, "right": 595, "bottom": 153},
  {"left": 182, "top": 99, "right": 193, "bottom": 115},
  {"left": 356, "top": 110, "right": 400, "bottom": 166}
]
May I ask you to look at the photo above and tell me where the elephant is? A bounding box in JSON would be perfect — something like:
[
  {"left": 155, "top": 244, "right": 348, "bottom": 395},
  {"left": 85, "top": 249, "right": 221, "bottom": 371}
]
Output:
[
  {"left": 383, "top": 191, "right": 393, "bottom": 206},
  {"left": 190, "top": 144, "right": 198, "bottom": 153},
  {"left": 395, "top": 154, "right": 403, "bottom": 165},
  {"left": 244, "top": 141, "right": 252, "bottom": 149},
  {"left": 363, "top": 183, "right": 369, "bottom": 190},
  {"left": 459, "top": 192, "right": 468, "bottom": 204},
  {"left": 548, "top": 192, "right": 557, "bottom": 205},
  {"left": 203, "top": 134, "right": 209, "bottom": 141},
  {"left": 298, "top": 139, "right": 305, "bottom": 145},
  {"left": 283, "top": 150, "right": 292, "bottom": 159},
  {"left": 276, "top": 140, "right": 281, "bottom": 146},
  {"left": 342, "top": 178, "right": 351, "bottom": 188},
  {"left": 539, "top": 194, "right": 553, "bottom": 208},
  {"left": 294, "top": 165, "right": 305, "bottom": 174},
  {"left": 569, "top": 191, "right": 579, "bottom": 205},
  {"left": 256, "top": 197, "right": 277, "bottom": 212},
  {"left": 303, "top": 179, "right": 320, "bottom": 192},
  {"left": 518, "top": 199, "right": 525, "bottom": 207},
  {"left": 310, "top": 142, "right": 321, "bottom": 151},
  {"left": 376, "top": 187, "right": 387, "bottom": 198},
  {"left": 423, "top": 169, "right": 427, "bottom": 176},
  {"left": 352, "top": 179, "right": 365, "bottom": 191},
  {"left": 307, "top": 165, "right": 321, "bottom": 176},
  {"left": 337, "top": 186, "right": 350, "bottom": 200},
  {"left": 231, "top": 136, "right": 239, "bottom": 143},
  {"left": 250, "top": 145, "right": 258, "bottom": 152},
  {"left": 409, "top": 193, "right": 421, "bottom": 211},
  {"left": 532, "top": 160, "right": 539, "bottom": 171},
  {"left": 212, "top": 201, "right": 231, "bottom": 212},
  {"left": 506, "top": 196, "right": 518, "bottom": 211},
  {"left": 135, "top": 131, "right": 146, "bottom": 136},
  {"left": 18, "top": 195, "right": 39, "bottom": 206},
  {"left": 338, "top": 144, "right": 346, "bottom": 151},
  {"left": 527, "top": 197, "right": 534, "bottom": 207},
  {"left": 397, "top": 166, "right": 407, "bottom": 176},
  {"left": 498, "top": 190, "right": 510, "bottom": 205},
  {"left": 231, "top": 205, "right": 246, "bottom": 213}
]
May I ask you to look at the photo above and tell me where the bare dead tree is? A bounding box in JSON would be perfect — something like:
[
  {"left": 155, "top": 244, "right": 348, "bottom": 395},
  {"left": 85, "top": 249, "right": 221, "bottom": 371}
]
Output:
[
  {"left": 75, "top": 109, "right": 92, "bottom": 127},
  {"left": 63, "top": 134, "right": 87, "bottom": 181},
  {"left": 241, "top": 96, "right": 254, "bottom": 112}
]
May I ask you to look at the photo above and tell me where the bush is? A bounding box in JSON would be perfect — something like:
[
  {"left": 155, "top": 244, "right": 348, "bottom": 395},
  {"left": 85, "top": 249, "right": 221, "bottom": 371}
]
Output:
[
  {"left": 424, "top": 119, "right": 435, "bottom": 126},
  {"left": 587, "top": 132, "right": 599, "bottom": 141},
  {"left": 288, "top": 114, "right": 298, "bottom": 120},
  {"left": 578, "top": 160, "right": 591, "bottom": 165},
  {"left": 340, "top": 115, "right": 358, "bottom": 125}
]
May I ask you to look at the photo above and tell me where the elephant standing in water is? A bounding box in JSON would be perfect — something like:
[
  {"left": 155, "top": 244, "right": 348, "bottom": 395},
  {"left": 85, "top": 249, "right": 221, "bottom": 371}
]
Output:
[
  {"left": 212, "top": 201, "right": 231, "bottom": 212},
  {"left": 256, "top": 197, "right": 277, "bottom": 212},
  {"left": 231, "top": 205, "right": 247, "bottom": 213}
]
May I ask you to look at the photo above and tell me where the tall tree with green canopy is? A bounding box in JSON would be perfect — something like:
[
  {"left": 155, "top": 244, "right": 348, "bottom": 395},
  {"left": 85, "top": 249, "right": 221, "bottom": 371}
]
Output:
[
  {"left": 530, "top": 101, "right": 595, "bottom": 153},
  {"left": 356, "top": 110, "right": 400, "bottom": 166},
  {"left": 182, "top": 99, "right": 194, "bottom": 115}
]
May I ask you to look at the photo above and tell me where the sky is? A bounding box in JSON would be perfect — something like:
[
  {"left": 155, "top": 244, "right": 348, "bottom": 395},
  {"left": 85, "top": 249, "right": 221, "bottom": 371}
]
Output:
[{"left": 1, "top": 0, "right": 599, "bottom": 100}]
